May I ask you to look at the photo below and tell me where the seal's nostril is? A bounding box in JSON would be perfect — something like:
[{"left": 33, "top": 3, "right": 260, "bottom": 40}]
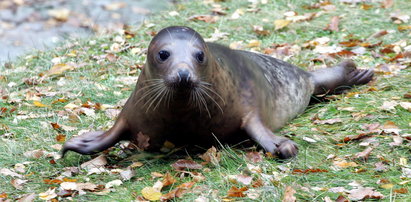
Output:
[{"left": 178, "top": 69, "right": 191, "bottom": 83}]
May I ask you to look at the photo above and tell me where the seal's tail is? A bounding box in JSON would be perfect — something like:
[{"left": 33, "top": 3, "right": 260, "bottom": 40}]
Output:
[
  {"left": 310, "top": 60, "right": 374, "bottom": 95},
  {"left": 61, "top": 118, "right": 128, "bottom": 157}
]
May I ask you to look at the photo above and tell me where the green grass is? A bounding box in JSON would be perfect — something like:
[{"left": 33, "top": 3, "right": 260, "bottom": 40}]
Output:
[{"left": 1, "top": 0, "right": 411, "bottom": 201}]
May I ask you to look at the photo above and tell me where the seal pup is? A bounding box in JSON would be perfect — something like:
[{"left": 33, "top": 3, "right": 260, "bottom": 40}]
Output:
[{"left": 62, "top": 26, "right": 373, "bottom": 159}]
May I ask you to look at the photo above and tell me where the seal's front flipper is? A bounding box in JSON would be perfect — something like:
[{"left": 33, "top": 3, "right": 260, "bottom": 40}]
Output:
[
  {"left": 311, "top": 60, "right": 374, "bottom": 95},
  {"left": 242, "top": 113, "right": 298, "bottom": 159},
  {"left": 61, "top": 118, "right": 129, "bottom": 157}
]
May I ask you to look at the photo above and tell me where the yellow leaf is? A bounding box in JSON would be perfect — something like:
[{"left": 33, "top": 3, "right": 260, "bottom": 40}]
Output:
[
  {"left": 380, "top": 184, "right": 394, "bottom": 189},
  {"left": 274, "top": 19, "right": 291, "bottom": 30},
  {"left": 141, "top": 187, "right": 162, "bottom": 201},
  {"left": 33, "top": 101, "right": 49, "bottom": 107},
  {"left": 46, "top": 63, "right": 75, "bottom": 77},
  {"left": 247, "top": 40, "right": 261, "bottom": 48}
]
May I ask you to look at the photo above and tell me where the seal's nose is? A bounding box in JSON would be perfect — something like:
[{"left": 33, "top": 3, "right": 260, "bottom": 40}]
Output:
[{"left": 177, "top": 69, "right": 191, "bottom": 84}]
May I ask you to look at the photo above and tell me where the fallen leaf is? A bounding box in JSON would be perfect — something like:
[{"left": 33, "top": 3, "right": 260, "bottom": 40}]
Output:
[
  {"left": 141, "top": 187, "right": 162, "bottom": 201},
  {"left": 375, "top": 162, "right": 388, "bottom": 172},
  {"left": 325, "top": 16, "right": 339, "bottom": 32},
  {"left": 48, "top": 8, "right": 70, "bottom": 21},
  {"left": 313, "top": 118, "right": 342, "bottom": 125},
  {"left": 354, "top": 147, "right": 373, "bottom": 161},
  {"left": 0, "top": 168, "right": 23, "bottom": 178},
  {"left": 389, "top": 136, "right": 403, "bottom": 146},
  {"left": 38, "top": 188, "right": 57, "bottom": 200},
  {"left": 347, "top": 187, "right": 384, "bottom": 200},
  {"left": 394, "top": 188, "right": 408, "bottom": 194},
  {"left": 227, "top": 174, "right": 253, "bottom": 185},
  {"left": 105, "top": 180, "right": 123, "bottom": 189},
  {"left": 399, "top": 102, "right": 411, "bottom": 111},
  {"left": 199, "top": 146, "right": 221, "bottom": 166},
  {"left": 292, "top": 168, "right": 328, "bottom": 174},
  {"left": 380, "top": 183, "right": 394, "bottom": 189},
  {"left": 45, "top": 63, "right": 76, "bottom": 77},
  {"left": 227, "top": 186, "right": 248, "bottom": 198},
  {"left": 162, "top": 172, "right": 177, "bottom": 187},
  {"left": 17, "top": 193, "right": 36, "bottom": 202},
  {"left": 381, "top": 0, "right": 394, "bottom": 8},
  {"left": 245, "top": 151, "right": 263, "bottom": 163},
  {"left": 80, "top": 155, "right": 107, "bottom": 170},
  {"left": 333, "top": 159, "right": 358, "bottom": 168},
  {"left": 33, "top": 101, "right": 49, "bottom": 107},
  {"left": 274, "top": 19, "right": 291, "bottom": 30},
  {"left": 172, "top": 159, "right": 202, "bottom": 170},
  {"left": 188, "top": 15, "right": 219, "bottom": 23},
  {"left": 379, "top": 100, "right": 398, "bottom": 111},
  {"left": 23, "top": 149, "right": 45, "bottom": 159},
  {"left": 120, "top": 167, "right": 135, "bottom": 181},
  {"left": 11, "top": 179, "right": 28, "bottom": 190},
  {"left": 282, "top": 186, "right": 296, "bottom": 202},
  {"left": 335, "top": 195, "right": 349, "bottom": 202}
]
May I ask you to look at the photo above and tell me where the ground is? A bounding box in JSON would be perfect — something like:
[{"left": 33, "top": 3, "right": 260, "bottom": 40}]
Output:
[{"left": 0, "top": 0, "right": 410, "bottom": 201}]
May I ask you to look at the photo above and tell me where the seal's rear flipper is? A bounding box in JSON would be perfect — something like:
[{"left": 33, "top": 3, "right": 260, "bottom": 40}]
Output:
[
  {"left": 61, "top": 118, "right": 129, "bottom": 157},
  {"left": 311, "top": 60, "right": 374, "bottom": 95},
  {"left": 242, "top": 112, "right": 298, "bottom": 159}
]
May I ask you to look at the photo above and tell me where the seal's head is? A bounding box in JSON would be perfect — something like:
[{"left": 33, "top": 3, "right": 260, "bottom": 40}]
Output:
[{"left": 146, "top": 26, "right": 210, "bottom": 92}]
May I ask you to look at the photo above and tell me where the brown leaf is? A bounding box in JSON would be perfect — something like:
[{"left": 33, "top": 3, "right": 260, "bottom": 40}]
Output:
[
  {"left": 23, "top": 149, "right": 45, "bottom": 159},
  {"left": 348, "top": 187, "right": 384, "bottom": 200},
  {"left": 313, "top": 118, "right": 342, "bottom": 125},
  {"left": 375, "top": 162, "right": 388, "bottom": 172},
  {"left": 136, "top": 132, "right": 150, "bottom": 150},
  {"left": 11, "top": 179, "right": 28, "bottom": 190},
  {"left": 199, "top": 146, "right": 220, "bottom": 166},
  {"left": 188, "top": 15, "right": 219, "bottom": 23},
  {"left": 56, "top": 134, "right": 66, "bottom": 142},
  {"left": 354, "top": 147, "right": 373, "bottom": 161},
  {"left": 44, "top": 179, "right": 63, "bottom": 185},
  {"left": 282, "top": 186, "right": 296, "bottom": 202},
  {"left": 394, "top": 188, "right": 408, "bottom": 194},
  {"left": 172, "top": 159, "right": 202, "bottom": 170},
  {"left": 292, "top": 168, "right": 328, "bottom": 174},
  {"left": 17, "top": 193, "right": 36, "bottom": 202},
  {"left": 80, "top": 154, "right": 107, "bottom": 170},
  {"left": 335, "top": 195, "right": 349, "bottom": 202},
  {"left": 324, "top": 16, "right": 340, "bottom": 32},
  {"left": 228, "top": 174, "right": 253, "bottom": 185},
  {"left": 253, "top": 25, "right": 270, "bottom": 36},
  {"left": 245, "top": 151, "right": 263, "bottom": 163},
  {"left": 162, "top": 172, "right": 177, "bottom": 187},
  {"left": 381, "top": 0, "right": 394, "bottom": 8},
  {"left": 227, "top": 186, "right": 248, "bottom": 198},
  {"left": 274, "top": 19, "right": 291, "bottom": 30}
]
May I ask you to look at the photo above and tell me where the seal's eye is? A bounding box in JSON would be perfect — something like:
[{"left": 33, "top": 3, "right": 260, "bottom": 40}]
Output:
[
  {"left": 195, "top": 51, "right": 205, "bottom": 63},
  {"left": 158, "top": 50, "right": 170, "bottom": 62}
]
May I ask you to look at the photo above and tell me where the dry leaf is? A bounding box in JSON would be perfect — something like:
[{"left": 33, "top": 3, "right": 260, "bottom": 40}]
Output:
[
  {"left": 80, "top": 154, "right": 107, "bottom": 170},
  {"left": 381, "top": 0, "right": 394, "bottom": 8},
  {"left": 333, "top": 159, "right": 358, "bottom": 168},
  {"left": 11, "top": 179, "right": 27, "bottom": 190},
  {"left": 105, "top": 180, "right": 123, "bottom": 189},
  {"left": 347, "top": 187, "right": 384, "bottom": 200},
  {"left": 45, "top": 63, "right": 76, "bottom": 77},
  {"left": 199, "top": 146, "right": 221, "bottom": 166},
  {"left": 245, "top": 151, "right": 263, "bottom": 163},
  {"left": 38, "top": 188, "right": 57, "bottom": 200},
  {"left": 120, "top": 167, "right": 135, "bottom": 181},
  {"left": 172, "top": 159, "right": 203, "bottom": 170},
  {"left": 162, "top": 172, "right": 177, "bottom": 187},
  {"left": 227, "top": 186, "right": 248, "bottom": 197},
  {"left": 188, "top": 15, "right": 219, "bottom": 23},
  {"left": 282, "top": 186, "right": 296, "bottom": 202},
  {"left": 313, "top": 118, "right": 342, "bottom": 125},
  {"left": 23, "top": 149, "right": 45, "bottom": 159},
  {"left": 48, "top": 8, "right": 70, "bottom": 21},
  {"left": 0, "top": 168, "right": 23, "bottom": 178},
  {"left": 141, "top": 187, "right": 162, "bottom": 201},
  {"left": 274, "top": 19, "right": 291, "bottom": 30},
  {"left": 354, "top": 147, "right": 373, "bottom": 161},
  {"left": 375, "top": 162, "right": 388, "bottom": 172},
  {"left": 389, "top": 136, "right": 403, "bottom": 146},
  {"left": 227, "top": 174, "right": 253, "bottom": 185},
  {"left": 325, "top": 16, "right": 339, "bottom": 32},
  {"left": 17, "top": 193, "right": 36, "bottom": 202},
  {"left": 379, "top": 100, "right": 398, "bottom": 111},
  {"left": 33, "top": 101, "right": 49, "bottom": 107}
]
